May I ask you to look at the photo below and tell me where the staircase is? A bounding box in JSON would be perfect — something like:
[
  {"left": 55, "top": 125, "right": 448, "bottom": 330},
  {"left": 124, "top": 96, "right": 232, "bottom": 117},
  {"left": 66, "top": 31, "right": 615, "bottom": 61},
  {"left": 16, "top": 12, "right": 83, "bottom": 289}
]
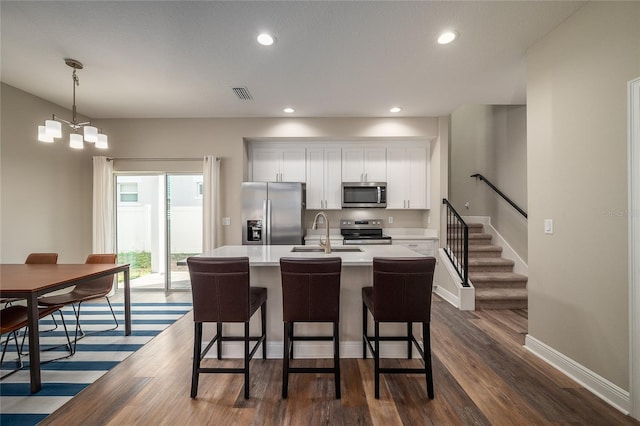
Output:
[{"left": 466, "top": 223, "right": 528, "bottom": 310}]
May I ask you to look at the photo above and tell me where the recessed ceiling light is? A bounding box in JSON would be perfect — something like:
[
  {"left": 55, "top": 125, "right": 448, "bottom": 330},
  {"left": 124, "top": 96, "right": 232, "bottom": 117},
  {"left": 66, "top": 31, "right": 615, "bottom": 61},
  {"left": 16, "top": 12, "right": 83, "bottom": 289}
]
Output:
[
  {"left": 257, "top": 33, "right": 276, "bottom": 46},
  {"left": 390, "top": 107, "right": 402, "bottom": 113},
  {"left": 284, "top": 107, "right": 295, "bottom": 113},
  {"left": 437, "top": 31, "right": 458, "bottom": 45}
]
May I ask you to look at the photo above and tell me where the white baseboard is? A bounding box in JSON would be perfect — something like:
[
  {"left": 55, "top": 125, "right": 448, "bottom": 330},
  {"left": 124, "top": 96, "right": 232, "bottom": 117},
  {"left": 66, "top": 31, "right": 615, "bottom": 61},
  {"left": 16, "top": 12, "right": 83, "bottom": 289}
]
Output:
[
  {"left": 434, "top": 284, "right": 459, "bottom": 307},
  {"left": 203, "top": 340, "right": 424, "bottom": 360},
  {"left": 524, "top": 334, "right": 630, "bottom": 414}
]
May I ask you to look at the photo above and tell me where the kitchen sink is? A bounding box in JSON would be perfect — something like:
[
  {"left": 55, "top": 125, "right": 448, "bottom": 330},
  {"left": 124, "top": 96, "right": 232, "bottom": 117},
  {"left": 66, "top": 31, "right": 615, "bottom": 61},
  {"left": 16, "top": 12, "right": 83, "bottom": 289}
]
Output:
[{"left": 290, "top": 246, "right": 363, "bottom": 253}]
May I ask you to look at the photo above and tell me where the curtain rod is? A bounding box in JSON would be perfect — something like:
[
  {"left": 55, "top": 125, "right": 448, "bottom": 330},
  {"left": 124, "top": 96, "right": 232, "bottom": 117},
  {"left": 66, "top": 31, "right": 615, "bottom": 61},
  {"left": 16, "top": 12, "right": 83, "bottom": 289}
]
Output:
[{"left": 106, "top": 157, "right": 219, "bottom": 162}]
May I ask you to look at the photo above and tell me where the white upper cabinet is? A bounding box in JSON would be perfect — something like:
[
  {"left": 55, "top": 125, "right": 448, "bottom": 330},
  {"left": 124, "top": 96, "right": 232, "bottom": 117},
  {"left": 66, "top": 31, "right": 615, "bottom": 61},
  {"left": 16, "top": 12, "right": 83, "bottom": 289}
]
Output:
[
  {"left": 306, "top": 147, "right": 342, "bottom": 210},
  {"left": 249, "top": 141, "right": 431, "bottom": 209},
  {"left": 251, "top": 147, "right": 306, "bottom": 182},
  {"left": 386, "top": 146, "right": 429, "bottom": 209},
  {"left": 341, "top": 148, "right": 386, "bottom": 182}
]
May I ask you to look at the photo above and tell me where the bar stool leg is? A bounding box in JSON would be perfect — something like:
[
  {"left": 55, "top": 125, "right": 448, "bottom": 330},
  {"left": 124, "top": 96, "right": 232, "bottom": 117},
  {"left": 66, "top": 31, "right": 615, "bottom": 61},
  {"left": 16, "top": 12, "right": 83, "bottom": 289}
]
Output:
[
  {"left": 217, "top": 323, "right": 223, "bottom": 360},
  {"left": 334, "top": 321, "right": 341, "bottom": 399},
  {"left": 362, "top": 302, "right": 367, "bottom": 359},
  {"left": 191, "top": 322, "right": 202, "bottom": 398},
  {"left": 407, "top": 322, "right": 413, "bottom": 359},
  {"left": 261, "top": 302, "right": 267, "bottom": 359},
  {"left": 244, "top": 321, "right": 250, "bottom": 399},
  {"left": 423, "top": 321, "right": 434, "bottom": 399},
  {"left": 282, "top": 322, "right": 290, "bottom": 398},
  {"left": 374, "top": 321, "right": 380, "bottom": 399}
]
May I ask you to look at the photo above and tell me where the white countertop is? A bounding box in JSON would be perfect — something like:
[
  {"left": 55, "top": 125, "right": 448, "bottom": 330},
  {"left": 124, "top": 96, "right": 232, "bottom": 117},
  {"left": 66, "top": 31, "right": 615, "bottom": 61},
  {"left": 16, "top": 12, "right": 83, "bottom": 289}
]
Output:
[{"left": 199, "top": 244, "right": 425, "bottom": 266}]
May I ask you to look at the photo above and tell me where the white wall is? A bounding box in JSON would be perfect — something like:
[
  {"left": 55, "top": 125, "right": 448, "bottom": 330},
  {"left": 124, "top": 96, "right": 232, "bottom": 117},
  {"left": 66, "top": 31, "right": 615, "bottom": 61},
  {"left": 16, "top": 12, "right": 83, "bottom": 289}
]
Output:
[
  {"left": 0, "top": 84, "right": 445, "bottom": 262},
  {"left": 527, "top": 1, "right": 640, "bottom": 391}
]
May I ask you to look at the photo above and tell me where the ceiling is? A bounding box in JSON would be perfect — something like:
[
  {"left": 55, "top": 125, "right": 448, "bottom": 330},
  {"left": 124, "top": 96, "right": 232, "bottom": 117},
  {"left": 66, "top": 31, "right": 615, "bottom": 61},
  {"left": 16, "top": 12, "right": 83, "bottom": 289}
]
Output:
[{"left": 0, "top": 1, "right": 585, "bottom": 119}]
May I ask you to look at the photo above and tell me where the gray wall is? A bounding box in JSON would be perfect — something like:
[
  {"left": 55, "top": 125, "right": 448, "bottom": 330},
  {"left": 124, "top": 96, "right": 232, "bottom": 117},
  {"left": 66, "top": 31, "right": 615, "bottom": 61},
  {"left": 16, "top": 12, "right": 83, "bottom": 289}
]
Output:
[
  {"left": 527, "top": 1, "right": 639, "bottom": 390},
  {"left": 450, "top": 104, "right": 528, "bottom": 260},
  {"left": 1, "top": 83, "right": 446, "bottom": 262}
]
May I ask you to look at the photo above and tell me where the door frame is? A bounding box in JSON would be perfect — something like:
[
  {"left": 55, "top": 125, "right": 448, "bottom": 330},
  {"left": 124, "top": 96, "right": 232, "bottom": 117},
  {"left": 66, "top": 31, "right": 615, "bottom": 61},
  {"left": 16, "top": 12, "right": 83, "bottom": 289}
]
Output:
[{"left": 629, "top": 76, "right": 640, "bottom": 419}]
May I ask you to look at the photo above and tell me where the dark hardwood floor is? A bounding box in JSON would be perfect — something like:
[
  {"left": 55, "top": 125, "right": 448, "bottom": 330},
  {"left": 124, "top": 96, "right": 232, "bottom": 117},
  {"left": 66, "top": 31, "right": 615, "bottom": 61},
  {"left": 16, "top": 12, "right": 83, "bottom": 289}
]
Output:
[{"left": 41, "top": 293, "right": 638, "bottom": 425}]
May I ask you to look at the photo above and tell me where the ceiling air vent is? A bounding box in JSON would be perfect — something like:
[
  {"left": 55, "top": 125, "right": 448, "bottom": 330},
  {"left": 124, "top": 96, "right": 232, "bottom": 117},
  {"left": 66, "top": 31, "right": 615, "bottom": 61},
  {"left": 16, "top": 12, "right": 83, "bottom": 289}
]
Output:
[{"left": 232, "top": 87, "right": 253, "bottom": 100}]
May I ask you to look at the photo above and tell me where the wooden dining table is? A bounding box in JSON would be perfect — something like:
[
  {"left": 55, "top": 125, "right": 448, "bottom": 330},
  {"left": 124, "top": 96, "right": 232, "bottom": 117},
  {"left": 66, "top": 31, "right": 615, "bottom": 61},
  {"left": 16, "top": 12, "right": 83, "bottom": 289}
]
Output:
[{"left": 0, "top": 263, "right": 130, "bottom": 393}]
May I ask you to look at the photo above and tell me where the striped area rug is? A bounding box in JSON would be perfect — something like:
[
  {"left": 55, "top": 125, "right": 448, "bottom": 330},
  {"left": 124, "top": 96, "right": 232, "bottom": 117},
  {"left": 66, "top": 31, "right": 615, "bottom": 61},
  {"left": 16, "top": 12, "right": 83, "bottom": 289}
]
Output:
[{"left": 0, "top": 302, "right": 192, "bottom": 425}]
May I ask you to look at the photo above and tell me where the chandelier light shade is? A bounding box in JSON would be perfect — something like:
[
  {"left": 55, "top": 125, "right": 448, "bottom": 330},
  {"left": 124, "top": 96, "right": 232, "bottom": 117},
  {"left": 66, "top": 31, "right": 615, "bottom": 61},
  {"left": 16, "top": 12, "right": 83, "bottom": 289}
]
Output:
[
  {"left": 69, "top": 133, "right": 84, "bottom": 149},
  {"left": 37, "top": 58, "right": 108, "bottom": 150}
]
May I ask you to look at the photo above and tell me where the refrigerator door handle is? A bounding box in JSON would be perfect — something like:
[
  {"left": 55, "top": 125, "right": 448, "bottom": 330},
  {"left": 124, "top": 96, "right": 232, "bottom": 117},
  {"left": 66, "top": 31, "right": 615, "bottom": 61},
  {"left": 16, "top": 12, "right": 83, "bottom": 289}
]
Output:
[{"left": 265, "top": 199, "right": 272, "bottom": 245}]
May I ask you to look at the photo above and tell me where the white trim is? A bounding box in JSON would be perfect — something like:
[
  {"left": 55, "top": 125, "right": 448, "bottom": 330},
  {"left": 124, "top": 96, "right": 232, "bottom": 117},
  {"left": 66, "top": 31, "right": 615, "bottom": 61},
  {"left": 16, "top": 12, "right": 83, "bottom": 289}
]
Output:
[
  {"left": 437, "top": 248, "right": 475, "bottom": 310},
  {"left": 628, "top": 76, "right": 640, "bottom": 420},
  {"left": 525, "top": 335, "right": 630, "bottom": 414}
]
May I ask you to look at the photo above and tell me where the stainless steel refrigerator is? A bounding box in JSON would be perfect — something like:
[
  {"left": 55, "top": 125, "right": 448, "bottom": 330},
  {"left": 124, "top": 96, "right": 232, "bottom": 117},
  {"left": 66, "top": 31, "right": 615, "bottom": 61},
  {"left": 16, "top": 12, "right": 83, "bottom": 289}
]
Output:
[{"left": 241, "top": 182, "right": 306, "bottom": 245}]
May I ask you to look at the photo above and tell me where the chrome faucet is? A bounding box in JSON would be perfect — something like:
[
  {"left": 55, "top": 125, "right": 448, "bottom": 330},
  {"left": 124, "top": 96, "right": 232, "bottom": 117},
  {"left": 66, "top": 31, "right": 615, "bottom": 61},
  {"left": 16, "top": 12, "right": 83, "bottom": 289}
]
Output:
[{"left": 312, "top": 212, "right": 332, "bottom": 254}]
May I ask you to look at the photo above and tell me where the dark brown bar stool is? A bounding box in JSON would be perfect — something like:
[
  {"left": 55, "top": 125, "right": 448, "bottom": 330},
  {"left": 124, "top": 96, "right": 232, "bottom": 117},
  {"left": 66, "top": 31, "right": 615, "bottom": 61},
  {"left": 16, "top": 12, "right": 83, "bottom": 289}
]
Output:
[
  {"left": 187, "top": 257, "right": 267, "bottom": 399},
  {"left": 362, "top": 256, "right": 436, "bottom": 399},
  {"left": 280, "top": 257, "right": 342, "bottom": 399}
]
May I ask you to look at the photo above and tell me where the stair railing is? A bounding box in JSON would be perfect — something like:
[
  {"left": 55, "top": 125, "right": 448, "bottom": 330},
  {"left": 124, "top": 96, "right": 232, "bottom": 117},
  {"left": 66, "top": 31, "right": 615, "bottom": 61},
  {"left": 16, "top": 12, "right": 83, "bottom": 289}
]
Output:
[
  {"left": 442, "top": 198, "right": 470, "bottom": 287},
  {"left": 470, "top": 173, "right": 528, "bottom": 219}
]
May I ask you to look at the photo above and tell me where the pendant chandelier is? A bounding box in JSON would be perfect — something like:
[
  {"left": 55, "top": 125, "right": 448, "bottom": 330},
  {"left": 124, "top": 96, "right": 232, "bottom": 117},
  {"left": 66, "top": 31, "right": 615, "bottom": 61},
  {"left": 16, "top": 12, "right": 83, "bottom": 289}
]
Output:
[{"left": 37, "top": 58, "right": 108, "bottom": 149}]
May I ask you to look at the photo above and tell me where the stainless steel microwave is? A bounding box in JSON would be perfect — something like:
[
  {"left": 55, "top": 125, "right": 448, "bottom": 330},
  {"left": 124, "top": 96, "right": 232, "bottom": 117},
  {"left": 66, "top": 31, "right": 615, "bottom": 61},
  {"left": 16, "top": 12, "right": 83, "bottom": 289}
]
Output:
[{"left": 342, "top": 182, "right": 387, "bottom": 208}]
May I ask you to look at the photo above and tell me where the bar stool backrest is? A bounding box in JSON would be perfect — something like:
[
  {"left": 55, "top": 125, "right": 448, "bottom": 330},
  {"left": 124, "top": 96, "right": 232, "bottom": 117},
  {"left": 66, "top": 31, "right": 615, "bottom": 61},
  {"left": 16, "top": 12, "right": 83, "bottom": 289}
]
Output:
[
  {"left": 372, "top": 257, "right": 436, "bottom": 322},
  {"left": 187, "top": 257, "right": 251, "bottom": 323},
  {"left": 280, "top": 257, "right": 342, "bottom": 322}
]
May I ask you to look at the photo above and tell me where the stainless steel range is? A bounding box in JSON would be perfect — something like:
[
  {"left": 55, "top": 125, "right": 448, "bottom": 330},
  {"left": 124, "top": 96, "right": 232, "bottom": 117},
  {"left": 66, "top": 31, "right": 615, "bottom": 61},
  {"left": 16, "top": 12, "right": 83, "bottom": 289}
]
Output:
[{"left": 340, "top": 219, "right": 392, "bottom": 245}]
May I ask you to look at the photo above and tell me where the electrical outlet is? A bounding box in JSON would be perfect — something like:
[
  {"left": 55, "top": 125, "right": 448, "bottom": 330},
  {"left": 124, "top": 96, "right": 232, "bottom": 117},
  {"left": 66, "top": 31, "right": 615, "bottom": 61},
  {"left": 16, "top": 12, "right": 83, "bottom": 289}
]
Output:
[
  {"left": 222, "top": 217, "right": 231, "bottom": 226},
  {"left": 388, "top": 216, "right": 393, "bottom": 224}
]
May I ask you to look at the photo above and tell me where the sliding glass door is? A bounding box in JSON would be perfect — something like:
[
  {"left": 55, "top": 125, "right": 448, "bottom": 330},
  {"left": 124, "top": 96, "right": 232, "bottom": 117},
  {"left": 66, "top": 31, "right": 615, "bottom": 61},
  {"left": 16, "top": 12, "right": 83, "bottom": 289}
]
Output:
[{"left": 115, "top": 173, "right": 202, "bottom": 291}]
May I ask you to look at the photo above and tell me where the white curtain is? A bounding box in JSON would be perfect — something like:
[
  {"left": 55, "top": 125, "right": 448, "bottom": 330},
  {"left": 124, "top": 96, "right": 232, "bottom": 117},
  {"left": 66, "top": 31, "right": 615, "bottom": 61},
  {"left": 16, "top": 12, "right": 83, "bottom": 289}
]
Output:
[
  {"left": 92, "top": 156, "right": 114, "bottom": 253},
  {"left": 203, "top": 156, "right": 220, "bottom": 252}
]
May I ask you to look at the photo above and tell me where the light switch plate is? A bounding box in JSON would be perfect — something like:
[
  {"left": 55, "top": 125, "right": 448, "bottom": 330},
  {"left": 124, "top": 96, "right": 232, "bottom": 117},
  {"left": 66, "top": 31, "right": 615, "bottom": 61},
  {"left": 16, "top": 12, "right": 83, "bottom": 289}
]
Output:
[{"left": 544, "top": 219, "right": 553, "bottom": 234}]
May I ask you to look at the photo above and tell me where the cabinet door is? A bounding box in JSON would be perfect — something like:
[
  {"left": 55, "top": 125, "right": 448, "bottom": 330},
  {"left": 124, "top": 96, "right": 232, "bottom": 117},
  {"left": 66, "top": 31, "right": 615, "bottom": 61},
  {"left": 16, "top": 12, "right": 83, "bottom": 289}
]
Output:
[
  {"left": 281, "top": 149, "right": 306, "bottom": 182},
  {"left": 252, "top": 148, "right": 281, "bottom": 182},
  {"left": 305, "top": 148, "right": 324, "bottom": 209},
  {"left": 324, "top": 148, "right": 342, "bottom": 209},
  {"left": 342, "top": 148, "right": 386, "bottom": 182},
  {"left": 363, "top": 148, "right": 387, "bottom": 182},
  {"left": 386, "top": 148, "right": 407, "bottom": 209},
  {"left": 342, "top": 148, "right": 365, "bottom": 182},
  {"left": 406, "top": 147, "right": 428, "bottom": 209}
]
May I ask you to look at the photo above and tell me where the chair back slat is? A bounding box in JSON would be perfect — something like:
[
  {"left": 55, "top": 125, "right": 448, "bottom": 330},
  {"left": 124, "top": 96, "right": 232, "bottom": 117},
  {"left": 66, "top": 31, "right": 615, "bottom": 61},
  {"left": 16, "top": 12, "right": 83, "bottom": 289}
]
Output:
[{"left": 187, "top": 257, "right": 251, "bottom": 322}]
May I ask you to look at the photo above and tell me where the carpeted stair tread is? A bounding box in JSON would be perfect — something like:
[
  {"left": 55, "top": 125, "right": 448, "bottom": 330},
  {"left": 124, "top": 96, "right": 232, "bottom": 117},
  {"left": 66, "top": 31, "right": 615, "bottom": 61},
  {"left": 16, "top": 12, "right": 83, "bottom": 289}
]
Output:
[
  {"left": 469, "top": 258, "right": 514, "bottom": 267},
  {"left": 470, "top": 271, "right": 528, "bottom": 283},
  {"left": 469, "top": 257, "right": 515, "bottom": 272},
  {"left": 475, "top": 287, "right": 528, "bottom": 300},
  {"left": 467, "top": 245, "right": 503, "bottom": 258}
]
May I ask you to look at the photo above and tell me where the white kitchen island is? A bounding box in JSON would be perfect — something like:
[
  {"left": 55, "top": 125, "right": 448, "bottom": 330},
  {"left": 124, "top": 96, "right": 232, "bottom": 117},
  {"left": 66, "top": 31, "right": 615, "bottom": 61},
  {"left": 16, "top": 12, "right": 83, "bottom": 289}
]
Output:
[{"left": 195, "top": 244, "right": 429, "bottom": 359}]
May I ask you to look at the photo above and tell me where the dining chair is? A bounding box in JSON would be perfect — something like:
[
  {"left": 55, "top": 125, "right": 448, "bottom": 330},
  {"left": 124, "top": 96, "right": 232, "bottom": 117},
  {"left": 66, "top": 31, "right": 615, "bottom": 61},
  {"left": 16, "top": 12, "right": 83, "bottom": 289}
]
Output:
[
  {"left": 1, "top": 253, "right": 60, "bottom": 308},
  {"left": 280, "top": 257, "right": 342, "bottom": 399},
  {"left": 187, "top": 256, "right": 267, "bottom": 399},
  {"left": 362, "top": 256, "right": 436, "bottom": 399},
  {"left": 1, "top": 304, "right": 73, "bottom": 379},
  {"left": 37, "top": 254, "right": 118, "bottom": 353}
]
